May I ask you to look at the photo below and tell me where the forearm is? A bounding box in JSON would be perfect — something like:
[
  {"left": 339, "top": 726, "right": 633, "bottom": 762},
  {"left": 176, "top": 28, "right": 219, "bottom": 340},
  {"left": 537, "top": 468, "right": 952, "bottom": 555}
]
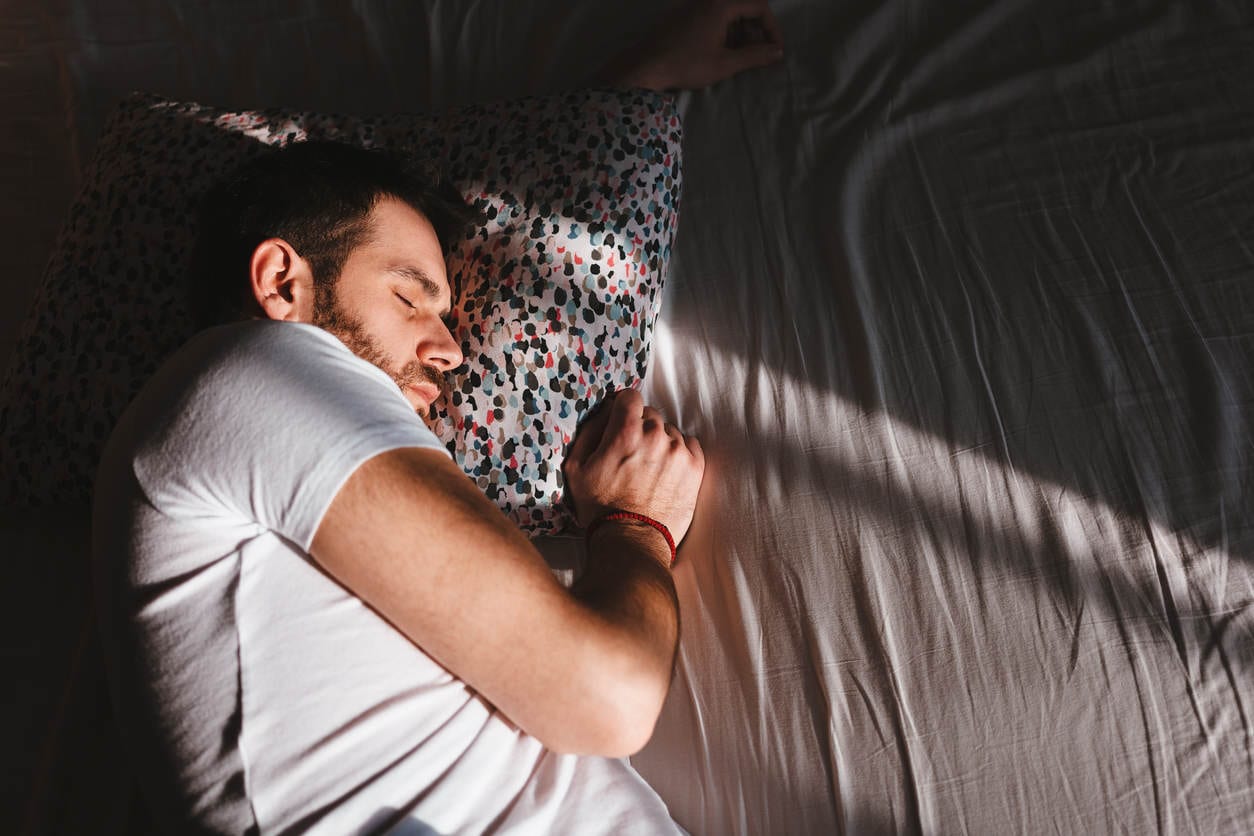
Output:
[{"left": 571, "top": 521, "right": 680, "bottom": 712}]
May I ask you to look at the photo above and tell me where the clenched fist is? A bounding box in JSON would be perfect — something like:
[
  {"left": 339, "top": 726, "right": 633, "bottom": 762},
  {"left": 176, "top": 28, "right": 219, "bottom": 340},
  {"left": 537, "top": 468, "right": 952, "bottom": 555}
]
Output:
[{"left": 563, "top": 389, "right": 705, "bottom": 544}]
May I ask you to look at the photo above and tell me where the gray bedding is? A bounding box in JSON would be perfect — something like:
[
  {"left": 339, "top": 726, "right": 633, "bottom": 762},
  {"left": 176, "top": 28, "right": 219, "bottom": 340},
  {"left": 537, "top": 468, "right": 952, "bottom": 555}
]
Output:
[{"left": 5, "top": 0, "right": 1254, "bottom": 832}]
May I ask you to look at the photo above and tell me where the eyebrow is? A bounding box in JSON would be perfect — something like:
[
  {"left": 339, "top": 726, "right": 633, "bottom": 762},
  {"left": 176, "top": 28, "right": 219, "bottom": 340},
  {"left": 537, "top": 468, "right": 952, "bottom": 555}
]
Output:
[{"left": 388, "top": 265, "right": 451, "bottom": 318}]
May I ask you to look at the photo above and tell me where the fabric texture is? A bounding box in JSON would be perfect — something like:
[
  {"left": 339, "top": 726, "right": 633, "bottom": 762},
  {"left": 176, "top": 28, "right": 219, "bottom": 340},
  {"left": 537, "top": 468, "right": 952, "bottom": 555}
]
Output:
[
  {"left": 92, "top": 319, "right": 681, "bottom": 834},
  {"left": 10, "top": 2, "right": 1254, "bottom": 834},
  {"left": 0, "top": 88, "right": 682, "bottom": 535}
]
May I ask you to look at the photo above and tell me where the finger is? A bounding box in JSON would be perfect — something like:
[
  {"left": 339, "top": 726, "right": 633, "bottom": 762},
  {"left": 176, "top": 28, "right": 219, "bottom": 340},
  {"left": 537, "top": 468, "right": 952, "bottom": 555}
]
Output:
[
  {"left": 722, "top": 41, "right": 785, "bottom": 75},
  {"left": 641, "top": 405, "right": 665, "bottom": 432},
  {"left": 566, "top": 395, "right": 615, "bottom": 465},
  {"left": 595, "top": 388, "right": 645, "bottom": 458},
  {"left": 721, "top": 0, "right": 775, "bottom": 22},
  {"left": 720, "top": 1, "right": 783, "bottom": 40},
  {"left": 719, "top": 1, "right": 785, "bottom": 60},
  {"left": 758, "top": 4, "right": 785, "bottom": 47},
  {"left": 685, "top": 433, "right": 705, "bottom": 464}
]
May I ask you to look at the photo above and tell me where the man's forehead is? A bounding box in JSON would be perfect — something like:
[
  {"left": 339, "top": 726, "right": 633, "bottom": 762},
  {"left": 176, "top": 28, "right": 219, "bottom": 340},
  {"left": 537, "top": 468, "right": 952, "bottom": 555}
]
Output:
[{"left": 371, "top": 200, "right": 446, "bottom": 267}]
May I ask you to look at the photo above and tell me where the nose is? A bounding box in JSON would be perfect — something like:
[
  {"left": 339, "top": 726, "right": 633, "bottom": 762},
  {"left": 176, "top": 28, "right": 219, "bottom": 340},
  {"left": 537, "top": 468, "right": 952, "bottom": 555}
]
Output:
[{"left": 420, "top": 319, "right": 464, "bottom": 372}]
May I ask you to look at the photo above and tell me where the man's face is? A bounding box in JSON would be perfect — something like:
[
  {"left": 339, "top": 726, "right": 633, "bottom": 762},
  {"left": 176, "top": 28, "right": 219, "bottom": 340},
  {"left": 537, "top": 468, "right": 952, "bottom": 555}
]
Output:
[{"left": 312, "top": 197, "right": 463, "bottom": 415}]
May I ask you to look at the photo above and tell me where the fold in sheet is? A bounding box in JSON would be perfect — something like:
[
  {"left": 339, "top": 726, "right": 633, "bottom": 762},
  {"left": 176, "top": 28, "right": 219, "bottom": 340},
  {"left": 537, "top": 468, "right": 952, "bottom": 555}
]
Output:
[
  {"left": 632, "top": 1, "right": 1254, "bottom": 832},
  {"left": 6, "top": 0, "right": 1254, "bottom": 833}
]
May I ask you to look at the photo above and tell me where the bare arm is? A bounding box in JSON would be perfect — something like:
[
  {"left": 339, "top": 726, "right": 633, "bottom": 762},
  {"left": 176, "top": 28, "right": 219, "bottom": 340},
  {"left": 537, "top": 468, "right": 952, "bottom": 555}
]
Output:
[{"left": 310, "top": 390, "right": 703, "bottom": 757}]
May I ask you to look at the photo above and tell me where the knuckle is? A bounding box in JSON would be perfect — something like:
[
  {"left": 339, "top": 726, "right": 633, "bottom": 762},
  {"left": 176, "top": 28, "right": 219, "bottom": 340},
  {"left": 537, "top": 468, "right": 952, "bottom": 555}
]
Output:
[
  {"left": 618, "top": 388, "right": 643, "bottom": 408},
  {"left": 617, "top": 420, "right": 643, "bottom": 442}
]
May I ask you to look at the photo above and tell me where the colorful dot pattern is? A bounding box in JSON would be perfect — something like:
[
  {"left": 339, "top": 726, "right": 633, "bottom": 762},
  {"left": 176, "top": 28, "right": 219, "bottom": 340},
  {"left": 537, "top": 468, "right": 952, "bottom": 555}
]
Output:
[{"left": 0, "top": 90, "right": 683, "bottom": 537}]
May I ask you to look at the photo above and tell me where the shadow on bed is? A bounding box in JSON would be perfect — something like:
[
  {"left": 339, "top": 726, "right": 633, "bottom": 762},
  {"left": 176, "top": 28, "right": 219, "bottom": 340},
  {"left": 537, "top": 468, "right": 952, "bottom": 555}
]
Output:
[
  {"left": 362, "top": 810, "right": 443, "bottom": 836},
  {"left": 631, "top": 403, "right": 1253, "bottom": 832},
  {"left": 669, "top": 0, "right": 1254, "bottom": 572},
  {"left": 14, "top": 1, "right": 1254, "bottom": 831}
]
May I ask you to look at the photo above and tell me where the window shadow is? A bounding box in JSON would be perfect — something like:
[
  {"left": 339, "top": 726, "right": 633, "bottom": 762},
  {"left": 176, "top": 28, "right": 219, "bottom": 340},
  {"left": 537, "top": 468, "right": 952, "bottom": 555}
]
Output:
[
  {"left": 630, "top": 417, "right": 1254, "bottom": 833},
  {"left": 665, "top": 0, "right": 1254, "bottom": 574}
]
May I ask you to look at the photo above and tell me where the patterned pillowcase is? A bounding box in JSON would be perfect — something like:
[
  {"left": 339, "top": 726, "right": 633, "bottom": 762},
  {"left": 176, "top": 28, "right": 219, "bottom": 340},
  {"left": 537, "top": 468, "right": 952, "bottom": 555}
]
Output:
[{"left": 0, "top": 90, "right": 683, "bottom": 535}]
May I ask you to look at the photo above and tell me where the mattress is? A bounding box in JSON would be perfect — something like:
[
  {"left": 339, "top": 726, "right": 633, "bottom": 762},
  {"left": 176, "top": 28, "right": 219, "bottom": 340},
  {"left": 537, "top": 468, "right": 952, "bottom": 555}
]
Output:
[{"left": 6, "top": 0, "right": 1254, "bottom": 833}]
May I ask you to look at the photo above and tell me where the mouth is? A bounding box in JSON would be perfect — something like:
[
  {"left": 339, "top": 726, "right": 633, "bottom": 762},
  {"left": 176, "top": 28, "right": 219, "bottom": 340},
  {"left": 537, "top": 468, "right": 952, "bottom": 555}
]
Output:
[{"left": 407, "top": 382, "right": 441, "bottom": 407}]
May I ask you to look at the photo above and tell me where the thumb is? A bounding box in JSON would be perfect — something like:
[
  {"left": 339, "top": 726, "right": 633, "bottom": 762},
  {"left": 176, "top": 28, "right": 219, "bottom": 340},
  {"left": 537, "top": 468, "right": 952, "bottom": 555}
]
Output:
[
  {"left": 722, "top": 41, "right": 785, "bottom": 76},
  {"left": 565, "top": 395, "right": 615, "bottom": 466}
]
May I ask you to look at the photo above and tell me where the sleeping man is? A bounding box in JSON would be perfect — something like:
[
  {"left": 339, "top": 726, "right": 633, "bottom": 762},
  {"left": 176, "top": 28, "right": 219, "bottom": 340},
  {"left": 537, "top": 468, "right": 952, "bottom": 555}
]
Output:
[{"left": 92, "top": 2, "right": 782, "bottom": 833}]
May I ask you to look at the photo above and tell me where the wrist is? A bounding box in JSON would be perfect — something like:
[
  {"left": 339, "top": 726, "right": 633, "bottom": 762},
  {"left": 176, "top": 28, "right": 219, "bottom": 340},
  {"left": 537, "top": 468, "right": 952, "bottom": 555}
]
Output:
[{"left": 586, "top": 511, "right": 677, "bottom": 568}]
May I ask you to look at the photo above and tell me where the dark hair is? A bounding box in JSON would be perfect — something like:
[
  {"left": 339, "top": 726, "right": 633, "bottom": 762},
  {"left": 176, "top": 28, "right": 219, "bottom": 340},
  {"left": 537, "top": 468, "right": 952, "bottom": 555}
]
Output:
[{"left": 190, "top": 141, "right": 481, "bottom": 328}]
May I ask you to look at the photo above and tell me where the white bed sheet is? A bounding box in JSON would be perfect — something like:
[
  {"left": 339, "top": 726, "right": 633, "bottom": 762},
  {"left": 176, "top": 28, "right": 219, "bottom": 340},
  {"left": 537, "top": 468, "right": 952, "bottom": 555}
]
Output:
[
  {"left": 630, "top": 4, "right": 1254, "bottom": 831},
  {"left": 6, "top": 1, "right": 1254, "bottom": 833}
]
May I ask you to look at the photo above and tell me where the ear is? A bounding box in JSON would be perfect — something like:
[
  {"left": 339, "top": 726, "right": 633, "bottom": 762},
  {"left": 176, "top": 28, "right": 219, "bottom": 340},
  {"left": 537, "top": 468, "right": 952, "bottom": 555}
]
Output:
[{"left": 250, "top": 238, "right": 317, "bottom": 322}]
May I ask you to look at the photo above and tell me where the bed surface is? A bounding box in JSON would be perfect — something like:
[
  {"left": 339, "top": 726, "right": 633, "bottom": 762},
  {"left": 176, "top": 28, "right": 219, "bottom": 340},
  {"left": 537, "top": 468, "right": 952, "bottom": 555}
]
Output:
[{"left": 6, "top": 1, "right": 1254, "bottom": 833}]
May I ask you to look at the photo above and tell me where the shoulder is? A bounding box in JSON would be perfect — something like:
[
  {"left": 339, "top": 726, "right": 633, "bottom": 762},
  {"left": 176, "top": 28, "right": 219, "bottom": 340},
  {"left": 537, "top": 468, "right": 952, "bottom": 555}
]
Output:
[
  {"left": 101, "top": 320, "right": 441, "bottom": 502},
  {"left": 98, "top": 319, "right": 448, "bottom": 540},
  {"left": 186, "top": 320, "right": 393, "bottom": 387},
  {"left": 132, "top": 320, "right": 415, "bottom": 423}
]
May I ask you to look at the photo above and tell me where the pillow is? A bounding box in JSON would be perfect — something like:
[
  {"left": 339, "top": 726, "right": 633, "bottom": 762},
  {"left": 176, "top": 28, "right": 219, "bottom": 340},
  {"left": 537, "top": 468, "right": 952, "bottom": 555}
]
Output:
[{"left": 0, "top": 89, "right": 683, "bottom": 535}]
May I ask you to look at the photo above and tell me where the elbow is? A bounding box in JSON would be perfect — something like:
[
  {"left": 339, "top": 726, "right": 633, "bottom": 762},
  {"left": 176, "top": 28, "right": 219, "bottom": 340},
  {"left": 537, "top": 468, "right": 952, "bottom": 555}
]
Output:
[
  {"left": 545, "top": 652, "right": 671, "bottom": 758},
  {"left": 597, "top": 688, "right": 667, "bottom": 758},
  {"left": 550, "top": 693, "right": 664, "bottom": 758}
]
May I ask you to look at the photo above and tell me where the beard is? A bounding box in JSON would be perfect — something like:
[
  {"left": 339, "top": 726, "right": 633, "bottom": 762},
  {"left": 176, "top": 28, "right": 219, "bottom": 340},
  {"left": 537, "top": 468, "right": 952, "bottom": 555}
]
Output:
[{"left": 312, "top": 283, "right": 445, "bottom": 410}]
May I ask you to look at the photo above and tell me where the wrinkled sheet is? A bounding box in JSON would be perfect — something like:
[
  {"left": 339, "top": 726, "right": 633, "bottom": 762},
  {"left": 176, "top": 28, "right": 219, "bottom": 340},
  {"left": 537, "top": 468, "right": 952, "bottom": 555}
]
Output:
[{"left": 7, "top": 1, "right": 1254, "bottom": 833}]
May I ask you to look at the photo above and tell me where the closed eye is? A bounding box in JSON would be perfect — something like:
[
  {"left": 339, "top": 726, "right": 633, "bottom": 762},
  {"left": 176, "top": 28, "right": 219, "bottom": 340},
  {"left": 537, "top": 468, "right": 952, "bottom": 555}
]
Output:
[{"left": 395, "top": 292, "right": 415, "bottom": 309}]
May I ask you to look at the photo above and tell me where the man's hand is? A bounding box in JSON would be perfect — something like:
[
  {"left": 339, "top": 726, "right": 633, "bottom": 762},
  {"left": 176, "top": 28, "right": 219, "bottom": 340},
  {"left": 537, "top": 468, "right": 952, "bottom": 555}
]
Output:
[
  {"left": 604, "top": 0, "right": 785, "bottom": 92},
  {"left": 563, "top": 389, "right": 705, "bottom": 544}
]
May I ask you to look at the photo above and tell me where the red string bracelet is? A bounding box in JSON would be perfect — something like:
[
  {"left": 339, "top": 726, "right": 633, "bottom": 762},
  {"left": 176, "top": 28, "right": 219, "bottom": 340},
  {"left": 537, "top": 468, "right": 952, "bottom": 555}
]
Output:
[{"left": 585, "top": 511, "right": 677, "bottom": 567}]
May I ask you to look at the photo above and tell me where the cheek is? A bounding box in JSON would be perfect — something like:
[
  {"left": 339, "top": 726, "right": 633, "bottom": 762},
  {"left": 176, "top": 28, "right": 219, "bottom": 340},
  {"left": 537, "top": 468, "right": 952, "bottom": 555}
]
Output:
[
  {"left": 360, "top": 290, "right": 408, "bottom": 339},
  {"left": 375, "top": 314, "right": 416, "bottom": 355}
]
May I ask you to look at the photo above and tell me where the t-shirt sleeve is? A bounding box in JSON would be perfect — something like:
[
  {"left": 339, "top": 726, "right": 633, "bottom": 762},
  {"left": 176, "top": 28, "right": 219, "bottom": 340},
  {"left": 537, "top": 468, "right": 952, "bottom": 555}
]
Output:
[{"left": 131, "top": 321, "right": 449, "bottom": 549}]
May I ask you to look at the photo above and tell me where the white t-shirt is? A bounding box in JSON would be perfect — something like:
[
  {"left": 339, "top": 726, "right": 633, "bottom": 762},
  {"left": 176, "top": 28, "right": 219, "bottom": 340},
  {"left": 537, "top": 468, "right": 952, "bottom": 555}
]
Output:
[{"left": 93, "top": 320, "right": 682, "bottom": 835}]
